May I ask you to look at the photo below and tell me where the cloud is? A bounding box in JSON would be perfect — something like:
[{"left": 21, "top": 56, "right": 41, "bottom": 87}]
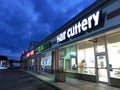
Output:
[
  {"left": 0, "top": 0, "right": 96, "bottom": 60},
  {"left": 0, "top": 48, "right": 20, "bottom": 60}
]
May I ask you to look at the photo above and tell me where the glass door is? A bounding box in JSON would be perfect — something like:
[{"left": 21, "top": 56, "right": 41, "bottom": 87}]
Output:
[{"left": 97, "top": 55, "right": 108, "bottom": 82}]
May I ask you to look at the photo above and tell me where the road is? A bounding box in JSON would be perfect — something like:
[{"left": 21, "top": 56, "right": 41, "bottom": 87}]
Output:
[{"left": 0, "top": 69, "right": 60, "bottom": 90}]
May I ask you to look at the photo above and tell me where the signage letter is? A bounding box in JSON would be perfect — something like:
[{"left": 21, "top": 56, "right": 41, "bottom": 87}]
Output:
[
  {"left": 88, "top": 15, "right": 92, "bottom": 29},
  {"left": 81, "top": 19, "right": 88, "bottom": 31},
  {"left": 92, "top": 11, "right": 100, "bottom": 26},
  {"left": 67, "top": 28, "right": 71, "bottom": 38}
]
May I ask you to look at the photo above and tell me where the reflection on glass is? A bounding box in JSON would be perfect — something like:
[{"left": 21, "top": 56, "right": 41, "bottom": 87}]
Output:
[
  {"left": 97, "top": 55, "right": 108, "bottom": 82},
  {"left": 77, "top": 42, "right": 95, "bottom": 75},
  {"left": 59, "top": 46, "right": 77, "bottom": 72},
  {"left": 108, "top": 43, "right": 120, "bottom": 78},
  {"left": 110, "top": 68, "right": 120, "bottom": 78},
  {"left": 41, "top": 51, "right": 52, "bottom": 71},
  {"left": 107, "top": 32, "right": 120, "bottom": 78}
]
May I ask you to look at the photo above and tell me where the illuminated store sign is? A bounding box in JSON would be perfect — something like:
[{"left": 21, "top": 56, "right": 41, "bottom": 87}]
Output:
[
  {"left": 57, "top": 11, "right": 104, "bottom": 43},
  {"left": 37, "top": 42, "right": 51, "bottom": 52},
  {"left": 26, "top": 50, "right": 35, "bottom": 58}
]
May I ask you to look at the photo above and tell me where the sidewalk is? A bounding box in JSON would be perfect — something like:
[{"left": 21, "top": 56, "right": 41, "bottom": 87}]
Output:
[{"left": 24, "top": 70, "right": 120, "bottom": 90}]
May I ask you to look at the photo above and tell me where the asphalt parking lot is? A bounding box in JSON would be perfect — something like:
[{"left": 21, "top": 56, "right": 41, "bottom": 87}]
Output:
[{"left": 0, "top": 69, "right": 61, "bottom": 90}]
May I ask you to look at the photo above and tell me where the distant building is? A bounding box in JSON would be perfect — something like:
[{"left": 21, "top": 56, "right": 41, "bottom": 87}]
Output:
[
  {"left": 9, "top": 60, "right": 20, "bottom": 69},
  {"left": 20, "top": 41, "right": 39, "bottom": 69},
  {"left": 0, "top": 55, "right": 9, "bottom": 69},
  {"left": 12, "top": 60, "right": 20, "bottom": 68}
]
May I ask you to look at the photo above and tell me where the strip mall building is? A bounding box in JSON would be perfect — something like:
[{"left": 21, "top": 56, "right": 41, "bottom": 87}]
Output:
[{"left": 21, "top": 0, "right": 120, "bottom": 87}]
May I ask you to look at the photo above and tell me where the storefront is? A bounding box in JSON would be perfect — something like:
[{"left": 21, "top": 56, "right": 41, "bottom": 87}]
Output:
[
  {"left": 41, "top": 51, "right": 52, "bottom": 72},
  {"left": 26, "top": 49, "right": 36, "bottom": 71},
  {"left": 58, "top": 30, "right": 120, "bottom": 85},
  {"left": 36, "top": 41, "right": 56, "bottom": 73},
  {"left": 22, "top": 0, "right": 120, "bottom": 87},
  {"left": 55, "top": 0, "right": 120, "bottom": 86}
]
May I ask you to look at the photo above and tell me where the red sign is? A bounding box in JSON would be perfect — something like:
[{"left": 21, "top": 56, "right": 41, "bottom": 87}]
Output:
[{"left": 26, "top": 50, "right": 35, "bottom": 58}]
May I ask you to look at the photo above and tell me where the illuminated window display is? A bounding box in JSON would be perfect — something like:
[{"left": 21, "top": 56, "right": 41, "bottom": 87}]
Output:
[
  {"left": 107, "top": 32, "right": 120, "bottom": 79},
  {"left": 0, "top": 61, "right": 9, "bottom": 69},
  {"left": 59, "top": 46, "right": 77, "bottom": 72},
  {"left": 2, "top": 61, "right": 7, "bottom": 67},
  {"left": 41, "top": 51, "right": 52, "bottom": 71},
  {"left": 77, "top": 41, "right": 95, "bottom": 75}
]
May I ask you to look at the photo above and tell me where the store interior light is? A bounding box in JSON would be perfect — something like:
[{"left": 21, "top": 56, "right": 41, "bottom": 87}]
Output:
[{"left": 64, "top": 54, "right": 70, "bottom": 59}]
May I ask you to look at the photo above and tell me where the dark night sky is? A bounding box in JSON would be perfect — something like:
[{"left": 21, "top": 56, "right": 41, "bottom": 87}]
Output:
[{"left": 0, "top": 0, "right": 96, "bottom": 60}]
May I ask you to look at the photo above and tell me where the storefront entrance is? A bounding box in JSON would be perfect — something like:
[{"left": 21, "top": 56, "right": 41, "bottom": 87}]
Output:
[{"left": 96, "top": 54, "right": 108, "bottom": 83}]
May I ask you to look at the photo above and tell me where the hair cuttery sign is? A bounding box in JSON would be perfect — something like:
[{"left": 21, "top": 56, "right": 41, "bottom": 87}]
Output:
[{"left": 57, "top": 10, "right": 104, "bottom": 43}]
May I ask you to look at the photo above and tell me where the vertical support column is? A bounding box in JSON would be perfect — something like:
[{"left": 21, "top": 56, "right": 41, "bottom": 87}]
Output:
[
  {"left": 38, "top": 54, "right": 41, "bottom": 73},
  {"left": 52, "top": 51, "right": 55, "bottom": 73},
  {"left": 105, "top": 36, "right": 111, "bottom": 84},
  {"left": 36, "top": 55, "right": 39, "bottom": 73},
  {"left": 35, "top": 54, "right": 38, "bottom": 73},
  {"left": 25, "top": 59, "right": 28, "bottom": 70},
  {"left": 36, "top": 54, "right": 39, "bottom": 73},
  {"left": 24, "top": 60, "right": 26, "bottom": 69},
  {"left": 55, "top": 49, "right": 60, "bottom": 71},
  {"left": 94, "top": 39, "right": 99, "bottom": 82},
  {"left": 34, "top": 56, "right": 37, "bottom": 72}
]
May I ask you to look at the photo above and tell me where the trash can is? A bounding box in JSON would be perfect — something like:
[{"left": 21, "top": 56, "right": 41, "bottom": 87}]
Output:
[{"left": 55, "top": 70, "right": 66, "bottom": 82}]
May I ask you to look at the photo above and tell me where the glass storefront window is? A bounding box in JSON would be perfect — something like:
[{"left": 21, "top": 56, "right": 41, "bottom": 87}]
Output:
[
  {"left": 59, "top": 46, "right": 77, "bottom": 72},
  {"left": 77, "top": 41, "right": 95, "bottom": 75},
  {"left": 41, "top": 51, "right": 52, "bottom": 71},
  {"left": 107, "top": 32, "right": 120, "bottom": 78},
  {"left": 59, "top": 49, "right": 65, "bottom": 70},
  {"left": 2, "top": 62, "right": 7, "bottom": 67}
]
